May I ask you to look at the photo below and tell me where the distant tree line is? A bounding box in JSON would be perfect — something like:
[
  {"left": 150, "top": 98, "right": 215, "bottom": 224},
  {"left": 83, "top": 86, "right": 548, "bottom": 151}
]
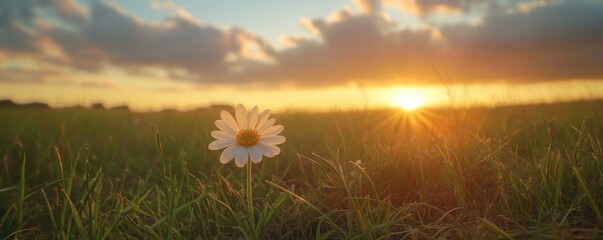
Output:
[
  {"left": 0, "top": 99, "right": 51, "bottom": 109},
  {"left": 0, "top": 99, "right": 129, "bottom": 111},
  {"left": 0, "top": 99, "right": 234, "bottom": 112}
]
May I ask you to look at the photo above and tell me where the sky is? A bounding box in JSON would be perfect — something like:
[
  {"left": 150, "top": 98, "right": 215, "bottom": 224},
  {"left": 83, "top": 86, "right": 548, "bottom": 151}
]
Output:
[{"left": 1, "top": 0, "right": 603, "bottom": 111}]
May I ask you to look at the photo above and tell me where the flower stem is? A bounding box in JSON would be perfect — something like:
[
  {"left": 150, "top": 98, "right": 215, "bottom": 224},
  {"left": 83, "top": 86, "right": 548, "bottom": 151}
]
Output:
[{"left": 247, "top": 159, "right": 255, "bottom": 230}]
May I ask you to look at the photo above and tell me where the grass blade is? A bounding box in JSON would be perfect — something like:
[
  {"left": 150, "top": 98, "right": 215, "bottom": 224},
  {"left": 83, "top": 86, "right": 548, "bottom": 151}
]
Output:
[
  {"left": 17, "top": 154, "right": 25, "bottom": 230},
  {"left": 481, "top": 218, "right": 513, "bottom": 240},
  {"left": 572, "top": 167, "right": 603, "bottom": 224},
  {"left": 61, "top": 189, "right": 91, "bottom": 240}
]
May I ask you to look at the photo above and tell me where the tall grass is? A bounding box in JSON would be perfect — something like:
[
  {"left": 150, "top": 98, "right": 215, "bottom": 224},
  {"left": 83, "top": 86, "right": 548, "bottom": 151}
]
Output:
[{"left": 1, "top": 101, "right": 603, "bottom": 239}]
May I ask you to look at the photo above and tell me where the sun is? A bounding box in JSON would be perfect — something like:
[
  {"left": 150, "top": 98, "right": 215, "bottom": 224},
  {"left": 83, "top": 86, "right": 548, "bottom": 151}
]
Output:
[{"left": 393, "top": 96, "right": 424, "bottom": 111}]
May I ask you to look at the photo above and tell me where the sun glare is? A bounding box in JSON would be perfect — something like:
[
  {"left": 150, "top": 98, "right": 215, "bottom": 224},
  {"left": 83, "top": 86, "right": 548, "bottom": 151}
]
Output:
[{"left": 393, "top": 96, "right": 423, "bottom": 111}]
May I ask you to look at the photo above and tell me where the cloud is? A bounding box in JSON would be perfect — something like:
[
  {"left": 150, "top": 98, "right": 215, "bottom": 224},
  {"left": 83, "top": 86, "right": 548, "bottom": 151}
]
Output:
[
  {"left": 0, "top": 0, "right": 602, "bottom": 88},
  {"left": 67, "top": 2, "right": 274, "bottom": 77},
  {"left": 386, "top": 0, "right": 545, "bottom": 15},
  {"left": 226, "top": 10, "right": 441, "bottom": 86},
  {"left": 354, "top": 0, "right": 382, "bottom": 15},
  {"left": 43, "top": 0, "right": 88, "bottom": 25},
  {"left": 439, "top": 0, "right": 603, "bottom": 81},
  {"left": 0, "top": 68, "right": 46, "bottom": 83},
  {"left": 224, "top": 0, "right": 603, "bottom": 86},
  {"left": 80, "top": 81, "right": 114, "bottom": 89},
  {"left": 1, "top": 0, "right": 275, "bottom": 80},
  {"left": 85, "top": 2, "right": 232, "bottom": 75},
  {"left": 0, "top": 65, "right": 64, "bottom": 83},
  {"left": 0, "top": 0, "right": 88, "bottom": 55},
  {"left": 382, "top": 0, "right": 475, "bottom": 15},
  {"left": 0, "top": 0, "right": 40, "bottom": 54},
  {"left": 150, "top": 0, "right": 178, "bottom": 11}
]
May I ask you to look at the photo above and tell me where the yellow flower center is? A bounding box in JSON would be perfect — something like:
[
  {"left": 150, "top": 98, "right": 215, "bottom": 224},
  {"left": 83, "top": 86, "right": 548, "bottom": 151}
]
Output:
[{"left": 236, "top": 129, "right": 260, "bottom": 147}]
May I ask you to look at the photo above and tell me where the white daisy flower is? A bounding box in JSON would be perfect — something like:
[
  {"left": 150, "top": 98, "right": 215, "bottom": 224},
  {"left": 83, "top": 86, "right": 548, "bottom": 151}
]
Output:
[{"left": 208, "top": 104, "right": 285, "bottom": 167}]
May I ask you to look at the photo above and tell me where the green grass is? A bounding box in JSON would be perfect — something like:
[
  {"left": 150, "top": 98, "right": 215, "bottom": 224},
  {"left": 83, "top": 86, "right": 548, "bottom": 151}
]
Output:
[{"left": 1, "top": 101, "right": 603, "bottom": 239}]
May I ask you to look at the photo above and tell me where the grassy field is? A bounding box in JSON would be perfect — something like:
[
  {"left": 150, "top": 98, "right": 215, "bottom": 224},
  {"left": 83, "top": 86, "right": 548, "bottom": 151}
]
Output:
[{"left": 1, "top": 101, "right": 603, "bottom": 239}]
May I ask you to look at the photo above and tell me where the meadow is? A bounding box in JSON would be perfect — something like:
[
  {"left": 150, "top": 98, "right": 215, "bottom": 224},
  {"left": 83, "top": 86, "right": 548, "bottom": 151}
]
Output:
[{"left": 1, "top": 101, "right": 603, "bottom": 239}]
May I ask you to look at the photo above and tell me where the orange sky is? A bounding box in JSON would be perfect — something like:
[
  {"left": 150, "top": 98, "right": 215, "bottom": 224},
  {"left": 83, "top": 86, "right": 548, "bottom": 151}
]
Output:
[{"left": 1, "top": 0, "right": 603, "bottom": 111}]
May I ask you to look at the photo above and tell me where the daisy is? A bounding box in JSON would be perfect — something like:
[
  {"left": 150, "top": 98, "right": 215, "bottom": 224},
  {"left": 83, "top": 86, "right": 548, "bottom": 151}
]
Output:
[{"left": 208, "top": 104, "right": 285, "bottom": 167}]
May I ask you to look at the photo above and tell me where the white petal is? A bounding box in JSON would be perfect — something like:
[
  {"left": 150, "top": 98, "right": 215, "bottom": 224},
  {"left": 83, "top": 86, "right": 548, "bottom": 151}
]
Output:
[
  {"left": 255, "top": 109, "right": 270, "bottom": 129},
  {"left": 215, "top": 120, "right": 237, "bottom": 136},
  {"left": 208, "top": 139, "right": 235, "bottom": 150},
  {"left": 260, "top": 125, "right": 284, "bottom": 137},
  {"left": 257, "top": 118, "right": 275, "bottom": 133},
  {"left": 268, "top": 145, "right": 281, "bottom": 156},
  {"left": 220, "top": 111, "right": 239, "bottom": 133},
  {"left": 248, "top": 106, "right": 259, "bottom": 129},
  {"left": 220, "top": 145, "right": 238, "bottom": 164},
  {"left": 234, "top": 148, "right": 249, "bottom": 167},
  {"left": 256, "top": 143, "right": 275, "bottom": 157},
  {"left": 211, "top": 130, "right": 234, "bottom": 140},
  {"left": 255, "top": 109, "right": 271, "bottom": 130},
  {"left": 235, "top": 104, "right": 248, "bottom": 129},
  {"left": 260, "top": 135, "right": 286, "bottom": 145},
  {"left": 249, "top": 146, "right": 263, "bottom": 163}
]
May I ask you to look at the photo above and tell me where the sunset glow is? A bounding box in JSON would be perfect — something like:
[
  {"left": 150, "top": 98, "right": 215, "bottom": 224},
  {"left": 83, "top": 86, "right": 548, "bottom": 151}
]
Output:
[
  {"left": 0, "top": 0, "right": 602, "bottom": 111},
  {"left": 393, "top": 96, "right": 424, "bottom": 111}
]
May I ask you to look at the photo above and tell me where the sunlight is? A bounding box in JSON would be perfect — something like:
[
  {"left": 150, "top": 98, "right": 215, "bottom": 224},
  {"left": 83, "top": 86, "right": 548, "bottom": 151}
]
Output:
[{"left": 393, "top": 96, "right": 424, "bottom": 111}]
